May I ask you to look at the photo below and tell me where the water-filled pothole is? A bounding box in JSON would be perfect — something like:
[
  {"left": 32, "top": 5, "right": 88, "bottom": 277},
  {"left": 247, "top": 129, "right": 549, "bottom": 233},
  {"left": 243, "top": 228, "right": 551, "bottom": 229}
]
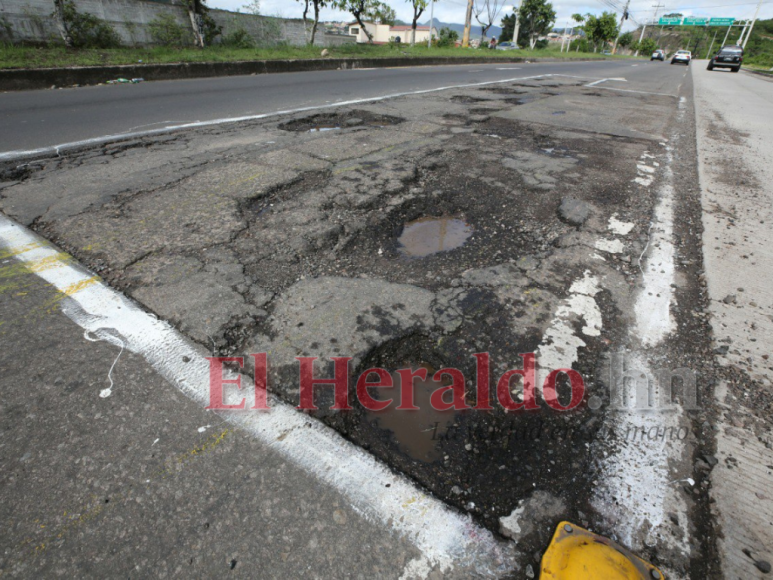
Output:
[
  {"left": 278, "top": 110, "right": 404, "bottom": 132},
  {"left": 397, "top": 217, "right": 472, "bottom": 258},
  {"left": 307, "top": 125, "right": 340, "bottom": 133},
  {"left": 364, "top": 364, "right": 457, "bottom": 462}
]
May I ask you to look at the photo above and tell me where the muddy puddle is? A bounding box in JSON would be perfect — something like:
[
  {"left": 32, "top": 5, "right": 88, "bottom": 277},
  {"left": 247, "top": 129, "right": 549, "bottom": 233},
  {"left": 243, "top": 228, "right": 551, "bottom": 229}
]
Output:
[
  {"left": 278, "top": 110, "right": 404, "bottom": 132},
  {"left": 364, "top": 365, "right": 457, "bottom": 462},
  {"left": 397, "top": 217, "right": 472, "bottom": 258},
  {"left": 307, "top": 125, "right": 341, "bottom": 133}
]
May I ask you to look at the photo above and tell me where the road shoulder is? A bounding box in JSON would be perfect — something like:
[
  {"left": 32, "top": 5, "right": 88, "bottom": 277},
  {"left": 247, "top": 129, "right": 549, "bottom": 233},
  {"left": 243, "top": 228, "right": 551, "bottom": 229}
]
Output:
[{"left": 693, "top": 62, "right": 773, "bottom": 579}]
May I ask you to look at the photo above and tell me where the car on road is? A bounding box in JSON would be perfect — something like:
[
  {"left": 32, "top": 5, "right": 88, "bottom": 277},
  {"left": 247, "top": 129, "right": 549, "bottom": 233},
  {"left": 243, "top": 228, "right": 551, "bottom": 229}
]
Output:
[
  {"left": 496, "top": 41, "right": 520, "bottom": 50},
  {"left": 651, "top": 49, "right": 665, "bottom": 61},
  {"left": 707, "top": 45, "right": 744, "bottom": 72},
  {"left": 671, "top": 50, "right": 691, "bottom": 65}
]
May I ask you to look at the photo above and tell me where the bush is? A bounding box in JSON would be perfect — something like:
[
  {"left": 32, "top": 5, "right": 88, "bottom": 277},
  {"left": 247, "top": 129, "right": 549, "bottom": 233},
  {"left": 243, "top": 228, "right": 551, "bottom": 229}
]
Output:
[
  {"left": 222, "top": 26, "right": 255, "bottom": 48},
  {"left": 148, "top": 13, "right": 190, "bottom": 47},
  {"left": 436, "top": 27, "right": 459, "bottom": 48},
  {"left": 569, "top": 38, "right": 590, "bottom": 52},
  {"left": 534, "top": 39, "right": 549, "bottom": 50},
  {"left": 61, "top": 0, "right": 121, "bottom": 48}
]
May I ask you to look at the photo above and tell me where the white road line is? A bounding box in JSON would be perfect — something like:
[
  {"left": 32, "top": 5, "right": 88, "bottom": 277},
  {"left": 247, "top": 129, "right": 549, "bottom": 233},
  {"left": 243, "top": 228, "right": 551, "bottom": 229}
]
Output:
[
  {"left": 0, "top": 215, "right": 516, "bottom": 577},
  {"left": 0, "top": 74, "right": 552, "bottom": 163},
  {"left": 585, "top": 78, "right": 610, "bottom": 87},
  {"left": 590, "top": 86, "right": 678, "bottom": 98}
]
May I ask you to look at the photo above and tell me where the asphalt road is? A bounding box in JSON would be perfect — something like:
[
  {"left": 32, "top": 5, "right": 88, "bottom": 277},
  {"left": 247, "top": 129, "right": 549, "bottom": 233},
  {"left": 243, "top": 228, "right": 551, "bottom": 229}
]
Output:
[{"left": 0, "top": 59, "right": 682, "bottom": 154}]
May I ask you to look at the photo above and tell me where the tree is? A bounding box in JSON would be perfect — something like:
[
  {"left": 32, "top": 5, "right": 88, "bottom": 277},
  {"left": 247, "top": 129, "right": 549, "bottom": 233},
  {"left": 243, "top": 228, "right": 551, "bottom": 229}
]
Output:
[
  {"left": 368, "top": 2, "right": 395, "bottom": 25},
  {"left": 583, "top": 11, "right": 618, "bottom": 51},
  {"left": 499, "top": 12, "right": 515, "bottom": 43},
  {"left": 333, "top": 0, "right": 392, "bottom": 43},
  {"left": 518, "top": 0, "right": 556, "bottom": 49},
  {"left": 662, "top": 13, "right": 683, "bottom": 18},
  {"left": 406, "top": 0, "right": 431, "bottom": 46},
  {"left": 569, "top": 13, "right": 585, "bottom": 51},
  {"left": 618, "top": 31, "right": 633, "bottom": 48},
  {"left": 474, "top": 0, "right": 506, "bottom": 42},
  {"left": 296, "top": 0, "right": 328, "bottom": 45},
  {"left": 242, "top": 0, "right": 260, "bottom": 14},
  {"left": 636, "top": 37, "right": 657, "bottom": 55}
]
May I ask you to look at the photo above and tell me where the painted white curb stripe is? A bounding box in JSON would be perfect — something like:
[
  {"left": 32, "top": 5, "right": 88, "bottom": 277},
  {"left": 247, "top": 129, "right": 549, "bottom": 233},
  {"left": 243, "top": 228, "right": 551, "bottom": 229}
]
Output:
[
  {"left": 0, "top": 215, "right": 516, "bottom": 576},
  {"left": 0, "top": 74, "right": 553, "bottom": 163}
]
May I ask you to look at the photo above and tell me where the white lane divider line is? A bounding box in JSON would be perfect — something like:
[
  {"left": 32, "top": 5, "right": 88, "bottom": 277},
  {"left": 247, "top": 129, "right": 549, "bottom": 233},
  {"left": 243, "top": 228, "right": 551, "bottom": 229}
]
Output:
[
  {"left": 0, "top": 73, "right": 554, "bottom": 163},
  {"left": 0, "top": 215, "right": 516, "bottom": 577}
]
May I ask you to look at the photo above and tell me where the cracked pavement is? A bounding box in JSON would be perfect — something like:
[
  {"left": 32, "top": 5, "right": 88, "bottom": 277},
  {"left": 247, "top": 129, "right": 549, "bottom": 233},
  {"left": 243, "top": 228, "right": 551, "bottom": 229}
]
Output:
[{"left": 1, "top": 61, "right": 757, "bottom": 578}]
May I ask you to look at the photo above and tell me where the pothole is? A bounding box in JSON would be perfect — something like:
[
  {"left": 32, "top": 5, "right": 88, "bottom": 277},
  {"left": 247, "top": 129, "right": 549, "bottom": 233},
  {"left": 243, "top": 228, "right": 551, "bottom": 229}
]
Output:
[
  {"left": 397, "top": 217, "right": 472, "bottom": 258},
  {"left": 479, "top": 87, "right": 528, "bottom": 95},
  {"left": 364, "top": 363, "right": 458, "bottom": 463},
  {"left": 278, "top": 110, "right": 404, "bottom": 132},
  {"left": 450, "top": 95, "right": 492, "bottom": 104}
]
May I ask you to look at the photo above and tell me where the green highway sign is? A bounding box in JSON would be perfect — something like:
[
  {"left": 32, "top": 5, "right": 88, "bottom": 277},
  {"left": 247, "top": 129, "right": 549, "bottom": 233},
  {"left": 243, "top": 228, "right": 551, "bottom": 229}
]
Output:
[
  {"left": 659, "top": 17, "right": 682, "bottom": 25},
  {"left": 709, "top": 18, "right": 735, "bottom": 26},
  {"left": 683, "top": 17, "right": 709, "bottom": 26}
]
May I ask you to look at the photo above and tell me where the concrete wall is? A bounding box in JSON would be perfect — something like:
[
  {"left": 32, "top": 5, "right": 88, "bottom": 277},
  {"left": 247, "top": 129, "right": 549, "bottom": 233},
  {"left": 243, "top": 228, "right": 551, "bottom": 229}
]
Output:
[{"left": 0, "top": 0, "right": 355, "bottom": 47}]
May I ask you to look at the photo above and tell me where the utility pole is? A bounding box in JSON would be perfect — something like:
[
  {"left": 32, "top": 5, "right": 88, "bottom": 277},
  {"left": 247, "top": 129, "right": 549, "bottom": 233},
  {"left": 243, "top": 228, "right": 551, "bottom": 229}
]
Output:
[
  {"left": 743, "top": 0, "right": 763, "bottom": 49},
  {"left": 611, "top": 0, "right": 631, "bottom": 55},
  {"left": 462, "top": 0, "right": 474, "bottom": 48},
  {"left": 636, "top": 2, "right": 664, "bottom": 55},
  {"left": 512, "top": 0, "right": 521, "bottom": 47},
  {"left": 427, "top": 0, "right": 436, "bottom": 48}
]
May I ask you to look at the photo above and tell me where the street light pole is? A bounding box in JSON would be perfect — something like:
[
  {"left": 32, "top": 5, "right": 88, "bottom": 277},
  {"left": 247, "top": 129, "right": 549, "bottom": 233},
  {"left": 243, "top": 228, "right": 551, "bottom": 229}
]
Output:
[
  {"left": 512, "top": 0, "right": 521, "bottom": 47},
  {"left": 560, "top": 19, "right": 569, "bottom": 52},
  {"left": 636, "top": 2, "right": 664, "bottom": 55},
  {"left": 427, "top": 0, "right": 435, "bottom": 48}
]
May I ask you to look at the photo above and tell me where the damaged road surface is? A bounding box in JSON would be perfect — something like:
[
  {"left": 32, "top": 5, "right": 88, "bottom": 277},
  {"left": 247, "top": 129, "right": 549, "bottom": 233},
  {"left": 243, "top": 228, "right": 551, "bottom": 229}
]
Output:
[{"left": 0, "top": 63, "right": 723, "bottom": 578}]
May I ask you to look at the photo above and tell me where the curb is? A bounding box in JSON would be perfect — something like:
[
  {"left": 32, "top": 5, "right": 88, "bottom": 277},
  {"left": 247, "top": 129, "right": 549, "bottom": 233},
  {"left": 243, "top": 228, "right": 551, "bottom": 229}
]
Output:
[{"left": 0, "top": 56, "right": 609, "bottom": 91}]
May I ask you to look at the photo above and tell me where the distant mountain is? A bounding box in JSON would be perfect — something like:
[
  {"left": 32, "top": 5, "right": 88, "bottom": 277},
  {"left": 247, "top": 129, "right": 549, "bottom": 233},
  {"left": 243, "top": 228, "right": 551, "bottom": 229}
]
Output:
[{"left": 420, "top": 19, "right": 503, "bottom": 38}]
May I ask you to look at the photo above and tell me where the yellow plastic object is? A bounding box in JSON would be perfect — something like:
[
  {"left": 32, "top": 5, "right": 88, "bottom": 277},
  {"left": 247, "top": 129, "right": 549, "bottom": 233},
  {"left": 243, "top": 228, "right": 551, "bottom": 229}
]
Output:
[{"left": 540, "top": 521, "right": 665, "bottom": 580}]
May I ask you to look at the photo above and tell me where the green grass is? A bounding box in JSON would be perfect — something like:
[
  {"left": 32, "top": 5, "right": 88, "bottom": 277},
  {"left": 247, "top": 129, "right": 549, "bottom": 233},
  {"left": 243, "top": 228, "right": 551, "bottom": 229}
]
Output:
[{"left": 0, "top": 43, "right": 631, "bottom": 70}]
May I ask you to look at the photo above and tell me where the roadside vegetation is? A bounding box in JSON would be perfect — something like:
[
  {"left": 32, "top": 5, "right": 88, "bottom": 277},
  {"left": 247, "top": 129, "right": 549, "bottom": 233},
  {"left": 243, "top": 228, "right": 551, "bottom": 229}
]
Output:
[
  {"left": 0, "top": 0, "right": 637, "bottom": 71},
  {"left": 0, "top": 43, "right": 630, "bottom": 70}
]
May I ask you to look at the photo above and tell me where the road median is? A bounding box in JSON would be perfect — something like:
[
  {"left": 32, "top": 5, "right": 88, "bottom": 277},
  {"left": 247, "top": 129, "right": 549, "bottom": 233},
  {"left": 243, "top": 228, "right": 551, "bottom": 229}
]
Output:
[{"left": 0, "top": 55, "right": 608, "bottom": 91}]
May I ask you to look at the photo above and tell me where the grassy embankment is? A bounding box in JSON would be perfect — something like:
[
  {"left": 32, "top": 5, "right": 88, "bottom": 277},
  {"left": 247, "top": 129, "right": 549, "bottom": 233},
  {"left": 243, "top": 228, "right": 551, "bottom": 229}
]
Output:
[{"left": 0, "top": 43, "right": 632, "bottom": 70}]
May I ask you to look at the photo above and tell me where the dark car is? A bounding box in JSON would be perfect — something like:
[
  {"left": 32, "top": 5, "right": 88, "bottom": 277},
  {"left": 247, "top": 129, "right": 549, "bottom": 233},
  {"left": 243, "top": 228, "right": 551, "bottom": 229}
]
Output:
[{"left": 707, "top": 45, "right": 744, "bottom": 72}]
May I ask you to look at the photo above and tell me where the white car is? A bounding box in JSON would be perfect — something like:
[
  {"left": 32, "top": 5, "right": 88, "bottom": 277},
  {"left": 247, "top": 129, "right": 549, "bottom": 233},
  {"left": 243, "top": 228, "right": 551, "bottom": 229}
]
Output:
[{"left": 671, "top": 50, "right": 691, "bottom": 65}]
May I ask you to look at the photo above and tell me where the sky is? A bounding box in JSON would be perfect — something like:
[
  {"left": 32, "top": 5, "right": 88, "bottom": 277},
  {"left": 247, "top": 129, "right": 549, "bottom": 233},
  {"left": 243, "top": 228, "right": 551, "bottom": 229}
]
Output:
[{"left": 208, "top": 0, "right": 773, "bottom": 33}]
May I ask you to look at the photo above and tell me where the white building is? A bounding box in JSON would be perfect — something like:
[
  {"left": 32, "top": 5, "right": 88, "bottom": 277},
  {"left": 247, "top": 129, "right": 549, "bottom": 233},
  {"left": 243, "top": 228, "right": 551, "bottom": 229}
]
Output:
[{"left": 347, "top": 22, "right": 438, "bottom": 44}]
